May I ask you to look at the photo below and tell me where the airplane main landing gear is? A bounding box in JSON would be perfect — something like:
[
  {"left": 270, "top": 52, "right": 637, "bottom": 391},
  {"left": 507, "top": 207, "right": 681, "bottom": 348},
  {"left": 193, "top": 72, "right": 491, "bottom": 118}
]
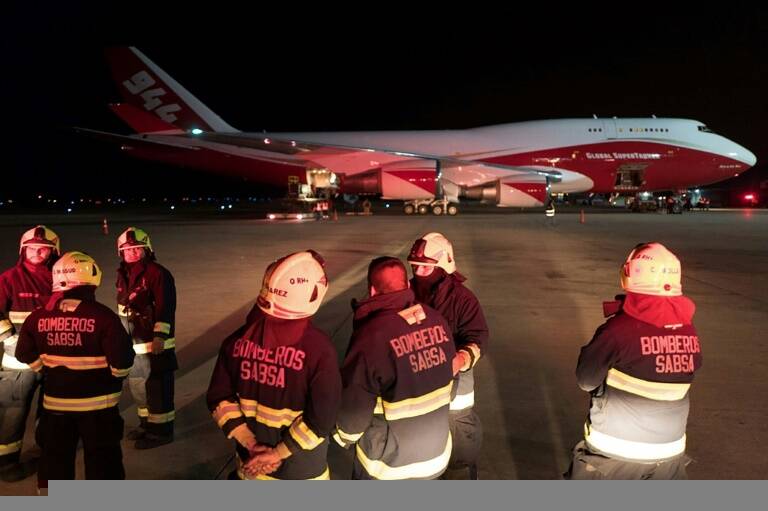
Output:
[{"left": 403, "top": 199, "right": 459, "bottom": 216}]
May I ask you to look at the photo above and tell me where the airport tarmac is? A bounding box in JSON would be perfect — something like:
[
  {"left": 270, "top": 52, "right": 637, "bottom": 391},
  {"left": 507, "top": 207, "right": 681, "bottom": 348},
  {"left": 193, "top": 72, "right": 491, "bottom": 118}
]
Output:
[{"left": 1, "top": 207, "right": 766, "bottom": 492}]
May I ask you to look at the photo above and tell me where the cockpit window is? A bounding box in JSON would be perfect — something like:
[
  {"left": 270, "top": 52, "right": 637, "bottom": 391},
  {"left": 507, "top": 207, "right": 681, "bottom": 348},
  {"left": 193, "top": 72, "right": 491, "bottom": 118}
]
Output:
[{"left": 698, "top": 125, "right": 713, "bottom": 133}]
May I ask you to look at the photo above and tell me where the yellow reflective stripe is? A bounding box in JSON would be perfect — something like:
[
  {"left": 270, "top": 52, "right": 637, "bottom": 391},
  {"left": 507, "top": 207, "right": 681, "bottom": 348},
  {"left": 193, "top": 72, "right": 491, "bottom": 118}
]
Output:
[
  {"left": 606, "top": 368, "right": 691, "bottom": 401},
  {"left": 2, "top": 354, "right": 33, "bottom": 371},
  {"left": 382, "top": 382, "right": 453, "bottom": 421},
  {"left": 238, "top": 398, "right": 301, "bottom": 428},
  {"left": 213, "top": 401, "right": 244, "bottom": 428},
  {"left": 0, "top": 319, "right": 13, "bottom": 335},
  {"left": 0, "top": 440, "right": 23, "bottom": 456},
  {"left": 373, "top": 397, "right": 384, "bottom": 415},
  {"left": 148, "top": 410, "right": 175, "bottom": 424},
  {"left": 137, "top": 407, "right": 149, "bottom": 418},
  {"left": 153, "top": 322, "right": 171, "bottom": 335},
  {"left": 355, "top": 433, "right": 452, "bottom": 480},
  {"left": 133, "top": 338, "right": 176, "bottom": 354},
  {"left": 110, "top": 365, "right": 132, "bottom": 378},
  {"left": 449, "top": 390, "right": 475, "bottom": 411},
  {"left": 117, "top": 304, "right": 128, "bottom": 317},
  {"left": 9, "top": 311, "right": 31, "bottom": 324},
  {"left": 334, "top": 427, "right": 363, "bottom": 445},
  {"left": 41, "top": 354, "right": 108, "bottom": 370},
  {"left": 43, "top": 392, "right": 122, "bottom": 412},
  {"left": 236, "top": 458, "right": 330, "bottom": 480},
  {"left": 584, "top": 423, "right": 686, "bottom": 461},
  {"left": 288, "top": 416, "right": 324, "bottom": 450}
]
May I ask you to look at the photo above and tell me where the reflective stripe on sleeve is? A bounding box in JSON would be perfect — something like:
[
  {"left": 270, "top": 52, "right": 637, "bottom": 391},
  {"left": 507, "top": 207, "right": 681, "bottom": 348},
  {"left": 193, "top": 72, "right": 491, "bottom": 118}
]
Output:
[
  {"left": 584, "top": 423, "right": 686, "bottom": 461},
  {"left": 288, "top": 416, "right": 324, "bottom": 450},
  {"left": 117, "top": 304, "right": 128, "bottom": 317},
  {"left": 213, "top": 401, "right": 244, "bottom": 428},
  {"left": 355, "top": 433, "right": 452, "bottom": 480},
  {"left": 606, "top": 368, "right": 691, "bottom": 401},
  {"left": 461, "top": 343, "right": 482, "bottom": 368},
  {"left": 148, "top": 410, "right": 175, "bottom": 424},
  {"left": 8, "top": 311, "right": 31, "bottom": 326},
  {"left": 373, "top": 397, "right": 384, "bottom": 415},
  {"left": 334, "top": 428, "right": 364, "bottom": 446},
  {"left": 110, "top": 365, "right": 133, "bottom": 378},
  {"left": 41, "top": 354, "right": 108, "bottom": 371},
  {"left": 381, "top": 381, "right": 453, "bottom": 421},
  {"left": 153, "top": 322, "right": 172, "bottom": 335},
  {"left": 449, "top": 390, "right": 475, "bottom": 411},
  {"left": 43, "top": 392, "right": 122, "bottom": 412},
  {"left": 137, "top": 407, "right": 149, "bottom": 418},
  {"left": 133, "top": 338, "right": 176, "bottom": 355},
  {"left": 0, "top": 440, "right": 23, "bottom": 456},
  {"left": 238, "top": 398, "right": 301, "bottom": 428}
]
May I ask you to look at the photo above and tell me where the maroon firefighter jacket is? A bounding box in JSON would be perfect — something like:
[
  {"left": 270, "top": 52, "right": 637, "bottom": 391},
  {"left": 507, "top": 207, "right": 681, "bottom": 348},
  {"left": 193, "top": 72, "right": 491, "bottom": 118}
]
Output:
[
  {"left": 116, "top": 259, "right": 177, "bottom": 373},
  {"left": 207, "top": 307, "right": 341, "bottom": 480},
  {"left": 335, "top": 288, "right": 456, "bottom": 479},
  {"left": 577, "top": 292, "right": 703, "bottom": 462},
  {"left": 15, "top": 287, "right": 134, "bottom": 412},
  {"left": 0, "top": 260, "right": 53, "bottom": 367}
]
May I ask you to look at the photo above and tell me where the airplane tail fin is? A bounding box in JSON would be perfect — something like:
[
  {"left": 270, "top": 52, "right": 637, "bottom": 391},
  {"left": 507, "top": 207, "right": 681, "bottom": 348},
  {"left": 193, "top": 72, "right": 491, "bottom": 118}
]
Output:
[
  {"left": 105, "top": 47, "right": 237, "bottom": 133},
  {"left": 109, "top": 103, "right": 186, "bottom": 134}
]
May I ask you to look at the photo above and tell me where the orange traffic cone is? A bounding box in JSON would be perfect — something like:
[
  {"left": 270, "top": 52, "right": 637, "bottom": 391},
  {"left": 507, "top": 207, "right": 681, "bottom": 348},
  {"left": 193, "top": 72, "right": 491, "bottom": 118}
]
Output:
[
  {"left": 579, "top": 209, "right": 585, "bottom": 224},
  {"left": 332, "top": 209, "right": 338, "bottom": 221},
  {"left": 102, "top": 218, "right": 109, "bottom": 235}
]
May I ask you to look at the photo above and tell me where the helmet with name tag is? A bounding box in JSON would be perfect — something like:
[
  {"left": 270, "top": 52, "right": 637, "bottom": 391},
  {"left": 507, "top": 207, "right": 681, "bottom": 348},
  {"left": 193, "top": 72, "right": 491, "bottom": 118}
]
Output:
[
  {"left": 52, "top": 251, "right": 102, "bottom": 292},
  {"left": 620, "top": 242, "right": 682, "bottom": 296},
  {"left": 257, "top": 250, "right": 329, "bottom": 319},
  {"left": 407, "top": 232, "right": 456, "bottom": 274}
]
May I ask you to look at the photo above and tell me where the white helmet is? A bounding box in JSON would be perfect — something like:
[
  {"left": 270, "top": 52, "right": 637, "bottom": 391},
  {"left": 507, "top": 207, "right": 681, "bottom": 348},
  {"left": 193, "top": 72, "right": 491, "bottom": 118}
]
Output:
[
  {"left": 620, "top": 242, "right": 682, "bottom": 296},
  {"left": 407, "top": 232, "right": 456, "bottom": 274},
  {"left": 117, "top": 227, "right": 153, "bottom": 255},
  {"left": 257, "top": 251, "right": 329, "bottom": 319},
  {"left": 19, "top": 225, "right": 60, "bottom": 256},
  {"left": 52, "top": 252, "right": 103, "bottom": 292}
]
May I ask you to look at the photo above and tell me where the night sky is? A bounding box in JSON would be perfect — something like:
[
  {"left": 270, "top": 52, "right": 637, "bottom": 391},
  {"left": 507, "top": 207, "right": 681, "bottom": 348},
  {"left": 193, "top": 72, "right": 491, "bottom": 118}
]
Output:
[{"left": 4, "top": 4, "right": 767, "bottom": 199}]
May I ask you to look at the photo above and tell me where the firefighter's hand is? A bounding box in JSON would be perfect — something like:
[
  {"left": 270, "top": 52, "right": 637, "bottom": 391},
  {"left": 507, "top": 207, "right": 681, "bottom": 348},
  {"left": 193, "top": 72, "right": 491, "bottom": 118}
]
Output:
[
  {"left": 244, "top": 447, "right": 283, "bottom": 476},
  {"left": 452, "top": 352, "right": 470, "bottom": 375},
  {"left": 151, "top": 337, "right": 165, "bottom": 354}
]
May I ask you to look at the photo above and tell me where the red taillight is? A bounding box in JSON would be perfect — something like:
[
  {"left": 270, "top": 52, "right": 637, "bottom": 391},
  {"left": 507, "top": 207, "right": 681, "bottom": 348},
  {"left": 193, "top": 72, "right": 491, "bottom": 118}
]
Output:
[{"left": 744, "top": 194, "right": 755, "bottom": 200}]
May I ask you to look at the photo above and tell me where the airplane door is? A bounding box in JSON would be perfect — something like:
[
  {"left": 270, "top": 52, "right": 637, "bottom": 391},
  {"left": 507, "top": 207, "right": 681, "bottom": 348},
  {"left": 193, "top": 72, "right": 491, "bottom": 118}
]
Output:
[{"left": 601, "top": 119, "right": 617, "bottom": 139}]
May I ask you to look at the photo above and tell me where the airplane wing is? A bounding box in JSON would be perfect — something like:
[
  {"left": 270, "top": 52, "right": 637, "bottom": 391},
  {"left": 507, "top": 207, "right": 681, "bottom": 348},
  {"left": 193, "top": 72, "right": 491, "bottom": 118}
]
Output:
[
  {"left": 195, "top": 132, "right": 562, "bottom": 180},
  {"left": 74, "top": 128, "right": 201, "bottom": 150}
]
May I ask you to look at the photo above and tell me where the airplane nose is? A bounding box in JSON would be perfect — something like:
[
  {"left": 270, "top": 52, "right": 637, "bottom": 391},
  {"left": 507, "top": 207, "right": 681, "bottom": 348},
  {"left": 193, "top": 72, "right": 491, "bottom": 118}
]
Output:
[{"left": 729, "top": 142, "right": 757, "bottom": 167}]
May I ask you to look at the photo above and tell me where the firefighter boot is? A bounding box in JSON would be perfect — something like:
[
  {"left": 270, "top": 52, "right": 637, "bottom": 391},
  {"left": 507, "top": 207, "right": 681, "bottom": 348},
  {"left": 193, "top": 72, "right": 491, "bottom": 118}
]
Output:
[{"left": 126, "top": 417, "right": 148, "bottom": 441}]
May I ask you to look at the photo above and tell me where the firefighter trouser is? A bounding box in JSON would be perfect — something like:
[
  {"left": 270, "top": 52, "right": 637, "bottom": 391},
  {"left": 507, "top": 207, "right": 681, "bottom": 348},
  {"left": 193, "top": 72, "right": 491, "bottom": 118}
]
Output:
[
  {"left": 351, "top": 457, "right": 443, "bottom": 481},
  {"left": 128, "top": 354, "right": 175, "bottom": 436},
  {"left": 448, "top": 407, "right": 482, "bottom": 470},
  {"left": 563, "top": 440, "right": 690, "bottom": 480},
  {"left": 36, "top": 406, "right": 125, "bottom": 488},
  {"left": 0, "top": 368, "right": 42, "bottom": 465}
]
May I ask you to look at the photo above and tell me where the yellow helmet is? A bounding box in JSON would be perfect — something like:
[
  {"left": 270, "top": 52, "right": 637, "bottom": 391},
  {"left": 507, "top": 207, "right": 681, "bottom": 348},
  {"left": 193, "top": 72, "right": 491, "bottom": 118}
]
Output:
[
  {"left": 117, "top": 227, "right": 153, "bottom": 255},
  {"left": 620, "top": 242, "right": 682, "bottom": 296},
  {"left": 257, "top": 251, "right": 329, "bottom": 319},
  {"left": 407, "top": 232, "right": 456, "bottom": 274},
  {"left": 52, "top": 252, "right": 102, "bottom": 292},
  {"left": 19, "top": 225, "right": 60, "bottom": 256}
]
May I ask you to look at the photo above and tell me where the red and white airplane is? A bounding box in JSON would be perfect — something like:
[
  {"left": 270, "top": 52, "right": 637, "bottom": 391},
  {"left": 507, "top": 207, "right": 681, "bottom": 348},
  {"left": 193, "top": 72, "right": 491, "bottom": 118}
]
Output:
[{"left": 78, "top": 47, "right": 756, "bottom": 215}]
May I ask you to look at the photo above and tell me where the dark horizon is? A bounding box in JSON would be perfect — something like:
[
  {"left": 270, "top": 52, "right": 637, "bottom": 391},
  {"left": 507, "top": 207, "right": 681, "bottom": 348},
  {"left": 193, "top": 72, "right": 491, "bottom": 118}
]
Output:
[{"left": 4, "top": 5, "right": 767, "bottom": 196}]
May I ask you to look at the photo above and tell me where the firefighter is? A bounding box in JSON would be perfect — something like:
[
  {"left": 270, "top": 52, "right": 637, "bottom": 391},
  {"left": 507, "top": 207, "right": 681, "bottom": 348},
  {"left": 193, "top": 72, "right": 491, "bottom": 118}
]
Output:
[
  {"left": 333, "top": 257, "right": 456, "bottom": 480},
  {"left": 207, "top": 250, "right": 341, "bottom": 480},
  {"left": 116, "top": 227, "right": 177, "bottom": 449},
  {"left": 564, "top": 242, "right": 703, "bottom": 480},
  {"left": 407, "top": 232, "right": 489, "bottom": 479},
  {"left": 15, "top": 252, "right": 134, "bottom": 493},
  {"left": 0, "top": 225, "right": 60, "bottom": 482}
]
